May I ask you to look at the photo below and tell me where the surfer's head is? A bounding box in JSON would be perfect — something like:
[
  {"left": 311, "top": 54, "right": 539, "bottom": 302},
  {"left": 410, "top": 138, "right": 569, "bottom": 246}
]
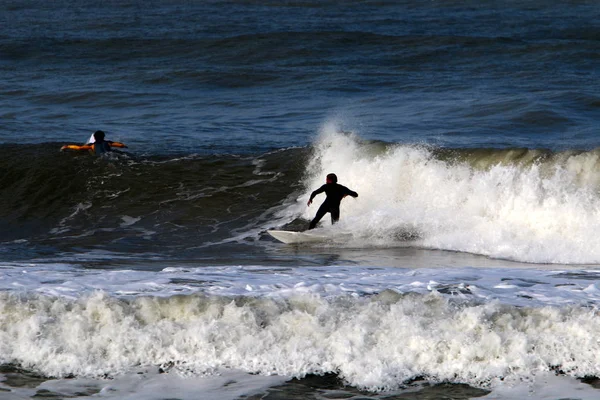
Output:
[
  {"left": 326, "top": 173, "right": 338, "bottom": 184},
  {"left": 93, "top": 130, "right": 105, "bottom": 141}
]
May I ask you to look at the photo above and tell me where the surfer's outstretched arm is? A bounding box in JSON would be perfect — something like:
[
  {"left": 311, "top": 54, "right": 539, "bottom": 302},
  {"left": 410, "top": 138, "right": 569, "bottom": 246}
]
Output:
[
  {"left": 60, "top": 144, "right": 93, "bottom": 152},
  {"left": 307, "top": 184, "right": 326, "bottom": 206},
  {"left": 345, "top": 188, "right": 358, "bottom": 198},
  {"left": 107, "top": 141, "right": 127, "bottom": 148}
]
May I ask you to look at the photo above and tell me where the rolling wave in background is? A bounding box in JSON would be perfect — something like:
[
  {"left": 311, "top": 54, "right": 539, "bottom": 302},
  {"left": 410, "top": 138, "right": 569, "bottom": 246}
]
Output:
[{"left": 3, "top": 123, "right": 600, "bottom": 264}]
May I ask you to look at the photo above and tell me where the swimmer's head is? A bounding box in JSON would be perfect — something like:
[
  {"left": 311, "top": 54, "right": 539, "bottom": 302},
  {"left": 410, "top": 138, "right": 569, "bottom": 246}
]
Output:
[
  {"left": 326, "top": 173, "right": 337, "bottom": 184},
  {"left": 93, "top": 130, "right": 105, "bottom": 141}
]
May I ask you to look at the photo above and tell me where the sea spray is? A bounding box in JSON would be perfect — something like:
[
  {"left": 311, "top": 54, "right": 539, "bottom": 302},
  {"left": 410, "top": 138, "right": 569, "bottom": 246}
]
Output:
[{"left": 289, "top": 125, "right": 600, "bottom": 264}]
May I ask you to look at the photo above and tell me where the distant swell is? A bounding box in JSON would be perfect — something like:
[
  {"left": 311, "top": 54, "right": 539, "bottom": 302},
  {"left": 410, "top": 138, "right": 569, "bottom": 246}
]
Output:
[{"left": 4, "top": 132, "right": 600, "bottom": 263}]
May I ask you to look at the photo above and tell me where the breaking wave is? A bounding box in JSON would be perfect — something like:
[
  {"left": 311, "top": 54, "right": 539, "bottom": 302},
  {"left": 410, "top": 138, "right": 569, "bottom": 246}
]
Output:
[{"left": 277, "top": 123, "right": 600, "bottom": 264}]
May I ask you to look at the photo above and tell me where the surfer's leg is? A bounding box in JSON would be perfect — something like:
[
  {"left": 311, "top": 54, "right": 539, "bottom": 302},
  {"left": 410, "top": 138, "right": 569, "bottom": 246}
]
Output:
[
  {"left": 309, "top": 204, "right": 329, "bottom": 230},
  {"left": 330, "top": 207, "right": 340, "bottom": 225}
]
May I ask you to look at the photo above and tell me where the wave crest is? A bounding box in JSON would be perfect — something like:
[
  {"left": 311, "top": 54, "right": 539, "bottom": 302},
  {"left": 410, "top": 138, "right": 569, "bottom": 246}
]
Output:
[{"left": 287, "top": 125, "right": 600, "bottom": 264}]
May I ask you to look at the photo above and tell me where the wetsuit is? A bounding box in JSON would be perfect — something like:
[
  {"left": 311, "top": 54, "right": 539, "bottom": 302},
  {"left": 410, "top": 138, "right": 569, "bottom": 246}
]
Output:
[
  {"left": 93, "top": 140, "right": 112, "bottom": 155},
  {"left": 308, "top": 183, "right": 358, "bottom": 229}
]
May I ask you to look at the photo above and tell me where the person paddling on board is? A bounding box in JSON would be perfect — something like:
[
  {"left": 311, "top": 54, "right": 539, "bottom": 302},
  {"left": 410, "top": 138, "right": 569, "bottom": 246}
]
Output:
[
  {"left": 307, "top": 173, "right": 358, "bottom": 230},
  {"left": 60, "top": 130, "right": 127, "bottom": 155}
]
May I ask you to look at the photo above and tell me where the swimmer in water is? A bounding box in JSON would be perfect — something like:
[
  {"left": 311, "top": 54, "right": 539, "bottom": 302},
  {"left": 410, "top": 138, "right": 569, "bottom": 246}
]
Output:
[{"left": 60, "top": 130, "right": 127, "bottom": 155}]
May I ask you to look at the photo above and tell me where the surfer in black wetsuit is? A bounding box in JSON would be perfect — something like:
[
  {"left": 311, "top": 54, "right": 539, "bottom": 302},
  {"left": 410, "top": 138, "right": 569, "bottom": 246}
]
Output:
[{"left": 307, "top": 173, "right": 358, "bottom": 230}]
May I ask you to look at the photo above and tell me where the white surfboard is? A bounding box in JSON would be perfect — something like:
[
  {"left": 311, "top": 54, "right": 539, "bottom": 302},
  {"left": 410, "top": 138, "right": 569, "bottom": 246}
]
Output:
[{"left": 267, "top": 230, "right": 331, "bottom": 244}]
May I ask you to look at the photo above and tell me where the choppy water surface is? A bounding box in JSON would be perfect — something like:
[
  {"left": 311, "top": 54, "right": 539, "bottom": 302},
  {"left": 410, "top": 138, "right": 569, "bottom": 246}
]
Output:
[{"left": 2, "top": 1, "right": 600, "bottom": 399}]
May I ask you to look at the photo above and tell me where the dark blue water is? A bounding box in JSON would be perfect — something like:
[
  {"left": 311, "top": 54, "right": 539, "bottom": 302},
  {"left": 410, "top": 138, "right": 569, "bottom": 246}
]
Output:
[{"left": 2, "top": 0, "right": 599, "bottom": 154}]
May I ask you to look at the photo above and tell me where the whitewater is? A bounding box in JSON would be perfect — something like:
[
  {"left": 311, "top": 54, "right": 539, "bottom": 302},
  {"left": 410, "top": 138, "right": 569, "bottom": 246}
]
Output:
[
  {"left": 275, "top": 124, "right": 600, "bottom": 265},
  {"left": 3, "top": 259, "right": 600, "bottom": 399}
]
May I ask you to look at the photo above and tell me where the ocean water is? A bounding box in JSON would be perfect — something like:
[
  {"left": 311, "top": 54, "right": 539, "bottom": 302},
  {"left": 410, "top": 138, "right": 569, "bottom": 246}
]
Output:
[{"left": 1, "top": 1, "right": 600, "bottom": 399}]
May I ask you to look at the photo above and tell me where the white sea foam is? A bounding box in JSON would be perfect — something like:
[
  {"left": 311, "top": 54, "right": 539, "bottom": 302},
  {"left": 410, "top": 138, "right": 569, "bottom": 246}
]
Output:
[
  {"left": 0, "top": 367, "right": 286, "bottom": 400},
  {"left": 2, "top": 369, "right": 600, "bottom": 400},
  {"left": 2, "top": 263, "right": 600, "bottom": 307},
  {"left": 1, "top": 287, "right": 600, "bottom": 392},
  {"left": 279, "top": 123, "right": 600, "bottom": 264},
  {"left": 2, "top": 262, "right": 600, "bottom": 394}
]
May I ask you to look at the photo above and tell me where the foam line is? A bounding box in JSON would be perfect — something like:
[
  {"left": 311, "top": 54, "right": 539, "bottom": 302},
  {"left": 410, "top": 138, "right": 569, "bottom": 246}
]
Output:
[{"left": 2, "top": 290, "right": 600, "bottom": 391}]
